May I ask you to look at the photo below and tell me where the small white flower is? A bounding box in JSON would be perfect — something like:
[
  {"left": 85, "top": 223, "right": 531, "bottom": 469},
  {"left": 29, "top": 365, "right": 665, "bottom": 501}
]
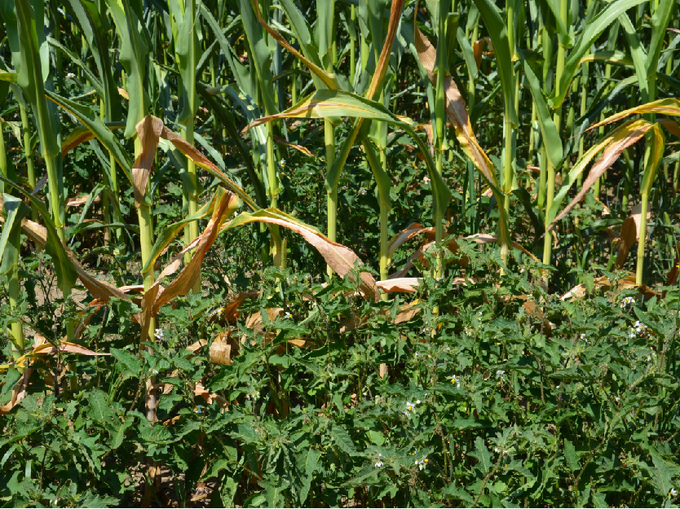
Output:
[
  {"left": 406, "top": 401, "right": 416, "bottom": 412},
  {"left": 416, "top": 399, "right": 421, "bottom": 405},
  {"left": 580, "top": 333, "right": 589, "bottom": 343},
  {"left": 374, "top": 461, "right": 384, "bottom": 468},
  {"left": 357, "top": 187, "right": 367, "bottom": 196},
  {"left": 284, "top": 311, "right": 292, "bottom": 319},
  {"left": 620, "top": 296, "right": 635, "bottom": 308},
  {"left": 450, "top": 375, "right": 461, "bottom": 389},
  {"left": 193, "top": 405, "right": 203, "bottom": 414},
  {"left": 670, "top": 488, "right": 678, "bottom": 497},
  {"left": 280, "top": 158, "right": 286, "bottom": 167},
  {"left": 494, "top": 447, "right": 509, "bottom": 457},
  {"left": 65, "top": 72, "right": 76, "bottom": 80},
  {"left": 414, "top": 352, "right": 419, "bottom": 360},
  {"left": 423, "top": 176, "right": 431, "bottom": 184},
  {"left": 154, "top": 328, "right": 165, "bottom": 340},
  {"left": 496, "top": 370, "right": 506, "bottom": 380},
  {"left": 630, "top": 320, "right": 650, "bottom": 338},
  {"left": 414, "top": 457, "right": 428, "bottom": 470}
]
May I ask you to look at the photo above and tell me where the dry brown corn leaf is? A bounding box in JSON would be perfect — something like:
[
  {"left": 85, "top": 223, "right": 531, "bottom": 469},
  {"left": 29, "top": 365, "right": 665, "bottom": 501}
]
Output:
[{"left": 132, "top": 115, "right": 164, "bottom": 208}]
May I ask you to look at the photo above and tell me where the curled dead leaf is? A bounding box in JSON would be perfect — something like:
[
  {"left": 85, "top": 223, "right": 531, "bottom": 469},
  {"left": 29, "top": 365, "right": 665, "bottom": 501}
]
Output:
[{"left": 210, "top": 331, "right": 238, "bottom": 366}]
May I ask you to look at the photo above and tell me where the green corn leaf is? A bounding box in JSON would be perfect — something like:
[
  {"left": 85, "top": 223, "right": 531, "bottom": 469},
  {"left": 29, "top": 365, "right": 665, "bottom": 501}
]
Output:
[
  {"left": 245, "top": 89, "right": 452, "bottom": 218},
  {"left": 238, "top": 0, "right": 277, "bottom": 116},
  {"left": 64, "top": 0, "right": 121, "bottom": 120},
  {"left": 361, "top": 134, "right": 392, "bottom": 213},
  {"left": 46, "top": 90, "right": 133, "bottom": 185},
  {"left": 200, "top": 7, "right": 257, "bottom": 98},
  {"left": 1, "top": 0, "right": 60, "bottom": 159},
  {"left": 521, "top": 54, "right": 563, "bottom": 167},
  {"left": 197, "top": 84, "right": 268, "bottom": 208},
  {"left": 279, "top": 0, "right": 323, "bottom": 70},
  {"left": 0, "top": 176, "right": 78, "bottom": 289},
  {"left": 169, "top": 0, "right": 199, "bottom": 126},
  {"left": 537, "top": 0, "right": 573, "bottom": 47},
  {"left": 551, "top": 0, "right": 647, "bottom": 108},
  {"left": 647, "top": 0, "right": 678, "bottom": 94},
  {"left": 105, "top": 0, "right": 150, "bottom": 137},
  {"left": 618, "top": 13, "right": 649, "bottom": 102},
  {"left": 471, "top": 0, "right": 518, "bottom": 126},
  {"left": 47, "top": 36, "right": 105, "bottom": 99},
  {"left": 0, "top": 194, "right": 30, "bottom": 275},
  {"left": 0, "top": 71, "right": 18, "bottom": 83},
  {"left": 315, "top": 0, "right": 336, "bottom": 67}
]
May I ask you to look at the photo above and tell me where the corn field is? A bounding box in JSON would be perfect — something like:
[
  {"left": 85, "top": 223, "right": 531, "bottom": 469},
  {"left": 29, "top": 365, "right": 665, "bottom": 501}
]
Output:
[{"left": 1, "top": 0, "right": 680, "bottom": 506}]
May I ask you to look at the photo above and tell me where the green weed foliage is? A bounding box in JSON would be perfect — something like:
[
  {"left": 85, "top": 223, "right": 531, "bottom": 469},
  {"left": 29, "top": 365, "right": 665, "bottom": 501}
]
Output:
[
  {"left": 2, "top": 257, "right": 680, "bottom": 507},
  {"left": 1, "top": 0, "right": 680, "bottom": 506}
]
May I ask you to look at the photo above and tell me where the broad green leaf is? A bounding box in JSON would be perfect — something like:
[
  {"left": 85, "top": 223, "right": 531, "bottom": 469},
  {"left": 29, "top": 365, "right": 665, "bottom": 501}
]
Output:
[
  {"left": 46, "top": 36, "right": 105, "bottom": 100},
  {"left": 105, "top": 0, "right": 150, "bottom": 137},
  {"left": 0, "top": 176, "right": 77, "bottom": 289},
  {"left": 110, "top": 347, "right": 142, "bottom": 377},
  {"left": 552, "top": 0, "right": 647, "bottom": 108},
  {"left": 330, "top": 425, "right": 358, "bottom": 455},
  {"left": 563, "top": 439, "right": 578, "bottom": 471},
  {"left": 471, "top": 0, "right": 518, "bottom": 126},
  {"left": 469, "top": 436, "right": 493, "bottom": 474},
  {"left": 618, "top": 13, "right": 649, "bottom": 102},
  {"left": 0, "top": 195, "right": 30, "bottom": 275},
  {"left": 65, "top": 0, "right": 121, "bottom": 120},
  {"left": 521, "top": 54, "right": 563, "bottom": 167},
  {"left": 110, "top": 416, "right": 134, "bottom": 450},
  {"left": 646, "top": 0, "right": 678, "bottom": 97},
  {"left": 46, "top": 90, "right": 133, "bottom": 185}
]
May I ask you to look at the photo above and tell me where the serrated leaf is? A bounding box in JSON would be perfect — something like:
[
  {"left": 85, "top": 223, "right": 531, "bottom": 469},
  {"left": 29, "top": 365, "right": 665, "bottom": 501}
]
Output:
[
  {"left": 564, "top": 439, "right": 579, "bottom": 472},
  {"left": 330, "top": 425, "right": 358, "bottom": 456},
  {"left": 470, "top": 436, "right": 493, "bottom": 474},
  {"left": 110, "top": 415, "right": 134, "bottom": 450},
  {"left": 110, "top": 348, "right": 141, "bottom": 377}
]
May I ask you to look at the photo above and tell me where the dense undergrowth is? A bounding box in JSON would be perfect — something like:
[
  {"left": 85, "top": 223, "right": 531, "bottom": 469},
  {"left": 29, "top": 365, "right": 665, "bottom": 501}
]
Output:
[{"left": 2, "top": 247, "right": 680, "bottom": 507}]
